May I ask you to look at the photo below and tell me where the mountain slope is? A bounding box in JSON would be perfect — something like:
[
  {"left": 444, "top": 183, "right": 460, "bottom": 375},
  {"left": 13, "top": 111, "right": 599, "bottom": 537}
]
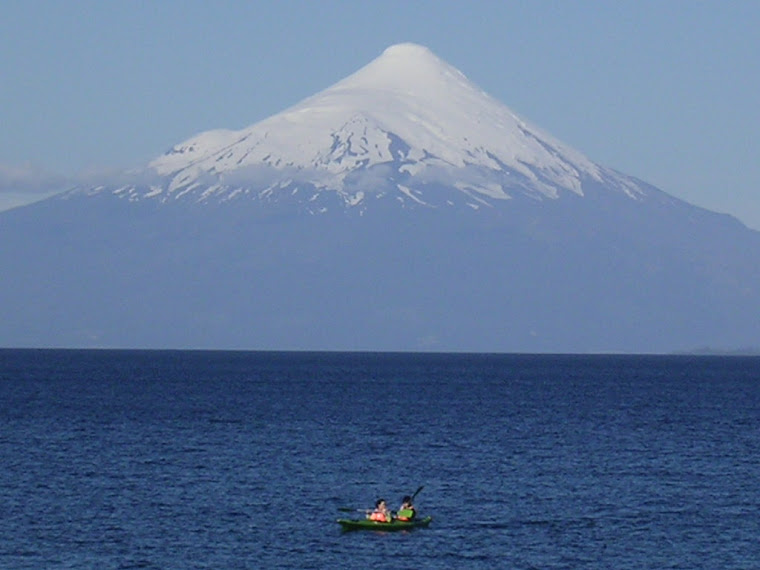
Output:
[
  {"left": 109, "top": 43, "right": 643, "bottom": 211},
  {"left": 2, "top": 44, "right": 759, "bottom": 352}
]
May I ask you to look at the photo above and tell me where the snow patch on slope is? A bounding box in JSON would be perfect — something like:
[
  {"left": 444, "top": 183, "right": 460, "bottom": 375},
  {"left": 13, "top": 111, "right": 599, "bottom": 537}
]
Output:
[{"left": 144, "top": 43, "right": 644, "bottom": 207}]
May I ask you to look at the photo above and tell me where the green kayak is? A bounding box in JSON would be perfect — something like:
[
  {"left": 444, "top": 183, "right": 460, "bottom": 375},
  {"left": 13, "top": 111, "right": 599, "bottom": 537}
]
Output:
[{"left": 337, "top": 516, "right": 432, "bottom": 531}]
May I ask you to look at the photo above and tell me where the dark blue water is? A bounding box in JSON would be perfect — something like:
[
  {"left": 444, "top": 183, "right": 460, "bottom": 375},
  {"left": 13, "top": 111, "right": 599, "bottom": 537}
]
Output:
[{"left": 1, "top": 350, "right": 759, "bottom": 568}]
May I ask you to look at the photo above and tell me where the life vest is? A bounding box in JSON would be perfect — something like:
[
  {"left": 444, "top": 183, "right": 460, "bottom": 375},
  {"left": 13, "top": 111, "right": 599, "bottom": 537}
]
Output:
[
  {"left": 369, "top": 511, "right": 389, "bottom": 522},
  {"left": 397, "top": 508, "right": 415, "bottom": 521}
]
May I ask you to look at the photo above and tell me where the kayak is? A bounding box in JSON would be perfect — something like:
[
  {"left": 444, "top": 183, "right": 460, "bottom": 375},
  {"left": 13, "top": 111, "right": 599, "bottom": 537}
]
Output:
[{"left": 337, "top": 516, "right": 432, "bottom": 531}]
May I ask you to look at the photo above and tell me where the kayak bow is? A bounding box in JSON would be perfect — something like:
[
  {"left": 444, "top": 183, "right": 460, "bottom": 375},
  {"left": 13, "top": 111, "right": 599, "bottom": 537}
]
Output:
[{"left": 337, "top": 516, "right": 432, "bottom": 531}]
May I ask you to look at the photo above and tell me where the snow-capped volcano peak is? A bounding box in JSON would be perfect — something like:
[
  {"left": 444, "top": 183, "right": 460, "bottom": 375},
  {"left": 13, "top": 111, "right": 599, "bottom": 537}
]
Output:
[
  {"left": 144, "top": 43, "right": 642, "bottom": 209},
  {"left": 329, "top": 42, "right": 470, "bottom": 97}
]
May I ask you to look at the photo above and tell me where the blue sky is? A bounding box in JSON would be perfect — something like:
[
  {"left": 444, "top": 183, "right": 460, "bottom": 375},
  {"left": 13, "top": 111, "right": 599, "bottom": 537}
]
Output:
[{"left": 2, "top": 0, "right": 759, "bottom": 229}]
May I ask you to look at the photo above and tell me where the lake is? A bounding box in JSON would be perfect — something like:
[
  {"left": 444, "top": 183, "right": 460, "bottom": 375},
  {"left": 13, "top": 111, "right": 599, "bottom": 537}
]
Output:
[{"left": 1, "top": 350, "right": 758, "bottom": 568}]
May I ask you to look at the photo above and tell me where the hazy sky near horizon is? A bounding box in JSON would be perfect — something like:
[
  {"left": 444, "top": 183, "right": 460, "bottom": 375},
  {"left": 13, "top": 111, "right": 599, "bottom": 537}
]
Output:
[{"left": 2, "top": 0, "right": 759, "bottom": 229}]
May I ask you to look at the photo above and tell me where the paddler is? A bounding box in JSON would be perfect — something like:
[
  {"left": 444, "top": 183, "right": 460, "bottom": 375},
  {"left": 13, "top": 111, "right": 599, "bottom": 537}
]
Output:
[
  {"left": 396, "top": 495, "right": 416, "bottom": 521},
  {"left": 367, "top": 498, "right": 391, "bottom": 522}
]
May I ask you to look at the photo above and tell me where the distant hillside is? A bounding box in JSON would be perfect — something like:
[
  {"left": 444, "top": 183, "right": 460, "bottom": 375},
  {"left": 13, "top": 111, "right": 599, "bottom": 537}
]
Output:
[{"left": 2, "top": 44, "right": 759, "bottom": 352}]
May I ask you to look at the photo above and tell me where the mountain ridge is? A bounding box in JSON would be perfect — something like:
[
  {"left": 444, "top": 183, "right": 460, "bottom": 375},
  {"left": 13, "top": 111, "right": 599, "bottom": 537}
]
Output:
[
  {"left": 87, "top": 43, "right": 649, "bottom": 212},
  {"left": 2, "top": 43, "right": 759, "bottom": 352}
]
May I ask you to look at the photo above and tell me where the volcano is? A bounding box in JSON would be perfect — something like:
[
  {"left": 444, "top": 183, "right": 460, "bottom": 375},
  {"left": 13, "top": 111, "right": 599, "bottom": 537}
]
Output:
[{"left": 1, "top": 43, "right": 759, "bottom": 352}]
